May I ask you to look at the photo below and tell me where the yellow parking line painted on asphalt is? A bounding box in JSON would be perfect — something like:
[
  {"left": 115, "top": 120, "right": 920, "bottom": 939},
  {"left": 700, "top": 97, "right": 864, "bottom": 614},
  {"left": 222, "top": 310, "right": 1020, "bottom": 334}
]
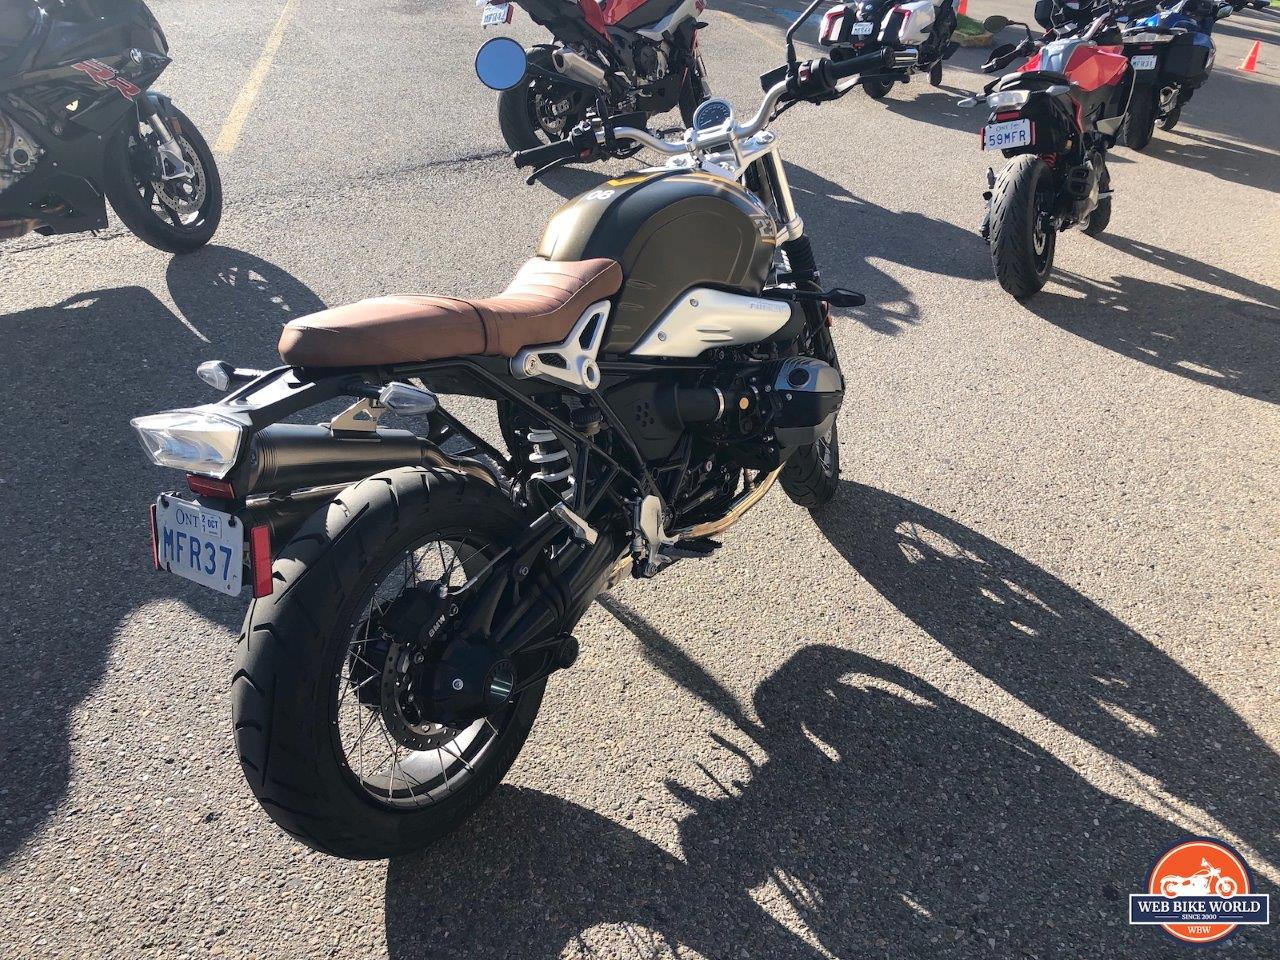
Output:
[
  {"left": 214, "top": 0, "right": 300, "bottom": 156},
  {"left": 718, "top": 11, "right": 786, "bottom": 52}
]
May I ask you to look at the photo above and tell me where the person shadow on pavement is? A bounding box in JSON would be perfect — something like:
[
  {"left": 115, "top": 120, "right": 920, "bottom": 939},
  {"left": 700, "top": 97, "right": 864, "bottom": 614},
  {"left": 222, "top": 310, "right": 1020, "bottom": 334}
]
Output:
[
  {"left": 384, "top": 585, "right": 1271, "bottom": 957},
  {"left": 0, "top": 250, "right": 324, "bottom": 866},
  {"left": 814, "top": 481, "right": 1280, "bottom": 877}
]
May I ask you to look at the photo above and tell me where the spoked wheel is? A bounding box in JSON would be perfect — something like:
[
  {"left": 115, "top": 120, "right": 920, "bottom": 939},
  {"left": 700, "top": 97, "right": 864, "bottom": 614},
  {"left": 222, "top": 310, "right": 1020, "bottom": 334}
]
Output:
[
  {"left": 989, "top": 154, "right": 1057, "bottom": 300},
  {"left": 234, "top": 468, "right": 544, "bottom": 859},
  {"left": 497, "top": 48, "right": 592, "bottom": 151},
  {"left": 102, "top": 104, "right": 221, "bottom": 253}
]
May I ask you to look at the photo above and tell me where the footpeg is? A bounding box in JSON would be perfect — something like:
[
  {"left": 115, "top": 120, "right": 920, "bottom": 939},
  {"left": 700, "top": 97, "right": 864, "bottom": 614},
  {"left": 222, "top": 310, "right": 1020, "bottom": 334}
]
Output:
[
  {"left": 551, "top": 501, "right": 598, "bottom": 545},
  {"left": 659, "top": 537, "right": 722, "bottom": 561}
]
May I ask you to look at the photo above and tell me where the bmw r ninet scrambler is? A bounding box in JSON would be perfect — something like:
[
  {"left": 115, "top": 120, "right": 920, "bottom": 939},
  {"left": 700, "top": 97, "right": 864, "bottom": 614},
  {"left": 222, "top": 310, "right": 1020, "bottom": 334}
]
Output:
[
  {"left": 1119, "top": 0, "right": 1224, "bottom": 150},
  {"left": 131, "top": 6, "right": 914, "bottom": 859},
  {"left": 963, "top": 6, "right": 1134, "bottom": 299},
  {"left": 0, "top": 0, "right": 221, "bottom": 251},
  {"left": 815, "top": 0, "right": 959, "bottom": 99},
  {"left": 477, "top": 0, "right": 711, "bottom": 152}
]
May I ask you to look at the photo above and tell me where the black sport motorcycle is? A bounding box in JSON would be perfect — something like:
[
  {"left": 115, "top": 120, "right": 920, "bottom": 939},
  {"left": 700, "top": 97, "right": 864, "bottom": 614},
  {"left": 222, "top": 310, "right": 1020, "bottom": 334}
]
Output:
[
  {"left": 131, "top": 5, "right": 914, "bottom": 859},
  {"left": 0, "top": 0, "right": 220, "bottom": 251},
  {"left": 477, "top": 0, "right": 711, "bottom": 151}
]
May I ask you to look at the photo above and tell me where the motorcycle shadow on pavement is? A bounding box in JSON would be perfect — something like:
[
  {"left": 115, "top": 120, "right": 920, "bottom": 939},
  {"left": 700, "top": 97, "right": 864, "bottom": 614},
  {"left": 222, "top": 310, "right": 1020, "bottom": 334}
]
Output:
[
  {"left": 815, "top": 481, "right": 1280, "bottom": 879},
  {"left": 1027, "top": 235, "right": 1280, "bottom": 403},
  {"left": 785, "top": 164, "right": 991, "bottom": 336},
  {"left": 384, "top": 631, "right": 1238, "bottom": 958},
  {"left": 1137, "top": 128, "right": 1280, "bottom": 194},
  {"left": 0, "top": 252, "right": 324, "bottom": 866}
]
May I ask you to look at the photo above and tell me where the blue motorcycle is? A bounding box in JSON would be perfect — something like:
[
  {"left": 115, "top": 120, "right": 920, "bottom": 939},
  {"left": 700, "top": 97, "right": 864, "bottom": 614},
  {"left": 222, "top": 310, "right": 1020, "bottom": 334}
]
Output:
[{"left": 1121, "top": 0, "right": 1228, "bottom": 150}]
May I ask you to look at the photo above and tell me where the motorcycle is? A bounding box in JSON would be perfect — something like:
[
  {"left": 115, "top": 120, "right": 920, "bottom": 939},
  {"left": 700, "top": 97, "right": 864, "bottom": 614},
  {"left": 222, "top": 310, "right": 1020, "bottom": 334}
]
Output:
[
  {"left": 961, "top": 6, "right": 1134, "bottom": 299},
  {"left": 477, "top": 0, "right": 712, "bottom": 152},
  {"left": 0, "top": 0, "right": 221, "bottom": 251},
  {"left": 130, "top": 4, "right": 913, "bottom": 859},
  {"left": 1160, "top": 858, "right": 1240, "bottom": 897},
  {"left": 815, "top": 0, "right": 960, "bottom": 98},
  {"left": 1120, "top": 0, "right": 1224, "bottom": 150}
]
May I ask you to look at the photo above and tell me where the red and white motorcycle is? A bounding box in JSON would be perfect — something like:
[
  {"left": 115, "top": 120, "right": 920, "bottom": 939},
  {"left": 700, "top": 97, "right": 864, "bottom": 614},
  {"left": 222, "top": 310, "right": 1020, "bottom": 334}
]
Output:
[{"left": 477, "top": 0, "right": 711, "bottom": 151}]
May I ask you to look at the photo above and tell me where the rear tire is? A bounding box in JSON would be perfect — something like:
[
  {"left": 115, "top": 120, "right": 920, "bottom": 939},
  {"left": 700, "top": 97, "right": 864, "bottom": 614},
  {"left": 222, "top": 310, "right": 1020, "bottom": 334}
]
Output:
[
  {"left": 1159, "top": 103, "right": 1182, "bottom": 131},
  {"left": 929, "top": 59, "right": 943, "bottom": 87},
  {"left": 1123, "top": 90, "right": 1157, "bottom": 151},
  {"left": 989, "top": 154, "right": 1057, "bottom": 300},
  {"left": 862, "top": 76, "right": 893, "bottom": 99},
  {"left": 232, "top": 468, "right": 544, "bottom": 860},
  {"left": 497, "top": 48, "right": 589, "bottom": 151},
  {"left": 678, "top": 61, "right": 711, "bottom": 127}
]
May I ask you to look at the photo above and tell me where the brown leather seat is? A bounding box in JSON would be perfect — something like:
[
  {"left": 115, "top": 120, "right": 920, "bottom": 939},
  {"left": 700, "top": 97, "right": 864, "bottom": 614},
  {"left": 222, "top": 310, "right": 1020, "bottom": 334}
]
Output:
[{"left": 278, "top": 258, "right": 623, "bottom": 367}]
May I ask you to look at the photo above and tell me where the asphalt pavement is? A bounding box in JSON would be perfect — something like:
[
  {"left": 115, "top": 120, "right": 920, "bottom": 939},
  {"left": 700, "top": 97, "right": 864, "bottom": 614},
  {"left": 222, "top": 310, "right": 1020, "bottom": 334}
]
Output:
[{"left": 0, "top": 0, "right": 1277, "bottom": 957}]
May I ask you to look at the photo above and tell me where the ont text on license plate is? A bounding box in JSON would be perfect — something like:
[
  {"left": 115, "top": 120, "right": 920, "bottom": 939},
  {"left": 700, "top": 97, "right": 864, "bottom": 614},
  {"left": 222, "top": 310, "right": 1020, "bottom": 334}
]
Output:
[
  {"left": 154, "top": 497, "right": 243, "bottom": 595},
  {"left": 983, "top": 118, "right": 1032, "bottom": 150},
  {"left": 1131, "top": 55, "right": 1158, "bottom": 70},
  {"left": 482, "top": 2, "right": 513, "bottom": 26},
  {"left": 851, "top": 21, "right": 875, "bottom": 35}
]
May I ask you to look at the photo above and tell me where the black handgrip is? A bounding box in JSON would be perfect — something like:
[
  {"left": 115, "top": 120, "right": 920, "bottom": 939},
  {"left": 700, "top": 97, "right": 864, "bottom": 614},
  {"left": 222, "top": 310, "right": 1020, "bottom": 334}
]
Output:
[
  {"left": 827, "top": 46, "right": 893, "bottom": 82},
  {"left": 513, "top": 137, "right": 582, "bottom": 170}
]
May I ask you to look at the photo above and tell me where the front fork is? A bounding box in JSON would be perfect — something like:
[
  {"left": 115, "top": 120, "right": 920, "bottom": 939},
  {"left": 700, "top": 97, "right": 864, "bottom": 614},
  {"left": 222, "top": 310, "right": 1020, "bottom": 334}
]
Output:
[{"left": 137, "top": 95, "right": 192, "bottom": 182}]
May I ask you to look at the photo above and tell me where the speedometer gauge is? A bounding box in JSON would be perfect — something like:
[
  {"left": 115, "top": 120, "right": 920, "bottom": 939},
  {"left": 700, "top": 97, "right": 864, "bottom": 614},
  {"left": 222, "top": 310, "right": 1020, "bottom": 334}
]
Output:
[{"left": 692, "top": 97, "right": 734, "bottom": 131}]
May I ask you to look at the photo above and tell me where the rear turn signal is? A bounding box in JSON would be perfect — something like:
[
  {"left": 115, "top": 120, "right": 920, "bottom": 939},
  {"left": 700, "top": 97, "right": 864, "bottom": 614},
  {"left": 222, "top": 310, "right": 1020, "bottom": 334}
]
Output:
[{"left": 250, "top": 523, "right": 273, "bottom": 598}]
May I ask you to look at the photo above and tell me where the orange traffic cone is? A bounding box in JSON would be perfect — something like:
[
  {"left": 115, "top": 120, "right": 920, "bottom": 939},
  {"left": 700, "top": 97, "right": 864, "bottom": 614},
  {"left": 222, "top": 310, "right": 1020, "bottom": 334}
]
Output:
[
  {"left": 1240, "top": 40, "right": 1260, "bottom": 72},
  {"left": 957, "top": 0, "right": 969, "bottom": 15}
]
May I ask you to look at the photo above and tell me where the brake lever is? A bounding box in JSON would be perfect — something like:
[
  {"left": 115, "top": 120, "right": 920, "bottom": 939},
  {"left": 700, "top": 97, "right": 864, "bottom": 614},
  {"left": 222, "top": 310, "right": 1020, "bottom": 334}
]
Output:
[{"left": 526, "top": 156, "right": 573, "bottom": 186}]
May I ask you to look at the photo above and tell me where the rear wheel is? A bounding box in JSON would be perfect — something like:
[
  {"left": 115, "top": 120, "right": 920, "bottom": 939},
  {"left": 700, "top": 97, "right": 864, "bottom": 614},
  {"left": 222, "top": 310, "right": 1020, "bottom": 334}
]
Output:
[
  {"left": 1123, "top": 89, "right": 1157, "bottom": 151},
  {"left": 497, "top": 48, "right": 592, "bottom": 151},
  {"left": 929, "top": 59, "right": 943, "bottom": 87},
  {"left": 233, "top": 468, "right": 544, "bottom": 859},
  {"left": 1159, "top": 103, "right": 1182, "bottom": 131},
  {"left": 102, "top": 103, "right": 221, "bottom": 253},
  {"left": 989, "top": 154, "right": 1057, "bottom": 300},
  {"left": 862, "top": 76, "right": 893, "bottom": 99}
]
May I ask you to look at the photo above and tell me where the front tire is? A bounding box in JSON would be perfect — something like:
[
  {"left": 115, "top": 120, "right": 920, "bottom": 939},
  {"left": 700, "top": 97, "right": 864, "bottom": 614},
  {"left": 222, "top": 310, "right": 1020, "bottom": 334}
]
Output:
[
  {"left": 989, "top": 154, "right": 1057, "bottom": 300},
  {"left": 102, "top": 103, "right": 221, "bottom": 253},
  {"left": 232, "top": 468, "right": 544, "bottom": 860},
  {"left": 1123, "top": 90, "right": 1157, "bottom": 151},
  {"left": 780, "top": 421, "right": 840, "bottom": 510}
]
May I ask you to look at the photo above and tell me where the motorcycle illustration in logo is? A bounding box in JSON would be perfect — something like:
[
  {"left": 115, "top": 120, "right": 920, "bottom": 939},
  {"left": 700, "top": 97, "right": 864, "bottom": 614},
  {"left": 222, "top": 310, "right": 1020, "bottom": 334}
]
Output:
[{"left": 1130, "top": 838, "right": 1270, "bottom": 944}]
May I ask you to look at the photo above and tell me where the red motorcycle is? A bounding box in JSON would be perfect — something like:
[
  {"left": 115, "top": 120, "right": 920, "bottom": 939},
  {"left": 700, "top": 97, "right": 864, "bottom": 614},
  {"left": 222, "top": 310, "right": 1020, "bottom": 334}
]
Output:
[
  {"left": 963, "top": 5, "right": 1134, "bottom": 298},
  {"left": 477, "top": 0, "right": 711, "bottom": 151}
]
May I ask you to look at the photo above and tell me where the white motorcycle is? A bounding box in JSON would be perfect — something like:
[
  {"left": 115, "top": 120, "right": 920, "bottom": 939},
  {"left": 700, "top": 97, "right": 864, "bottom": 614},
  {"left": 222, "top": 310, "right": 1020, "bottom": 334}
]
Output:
[{"left": 817, "top": 0, "right": 960, "bottom": 98}]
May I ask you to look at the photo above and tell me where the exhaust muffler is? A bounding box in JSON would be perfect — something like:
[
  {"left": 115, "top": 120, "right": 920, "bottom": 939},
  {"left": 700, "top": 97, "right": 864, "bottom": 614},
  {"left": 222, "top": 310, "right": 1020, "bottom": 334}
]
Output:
[{"left": 552, "top": 49, "right": 608, "bottom": 90}]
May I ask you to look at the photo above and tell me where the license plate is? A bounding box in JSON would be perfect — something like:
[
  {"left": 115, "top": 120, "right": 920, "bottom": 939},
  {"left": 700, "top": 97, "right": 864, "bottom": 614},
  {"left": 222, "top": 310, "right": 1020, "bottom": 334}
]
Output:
[
  {"left": 983, "top": 118, "right": 1033, "bottom": 150},
  {"left": 154, "top": 497, "right": 243, "bottom": 595},
  {"left": 1131, "top": 54, "right": 1158, "bottom": 70},
  {"left": 851, "top": 21, "right": 875, "bottom": 36},
  {"left": 481, "top": 2, "right": 513, "bottom": 26}
]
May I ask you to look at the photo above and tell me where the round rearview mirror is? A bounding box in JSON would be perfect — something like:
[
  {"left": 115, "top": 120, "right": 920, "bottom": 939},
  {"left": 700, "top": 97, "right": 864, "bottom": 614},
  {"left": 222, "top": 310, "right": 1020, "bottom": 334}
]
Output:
[
  {"left": 475, "top": 36, "right": 528, "bottom": 91},
  {"left": 982, "top": 15, "right": 1010, "bottom": 33}
]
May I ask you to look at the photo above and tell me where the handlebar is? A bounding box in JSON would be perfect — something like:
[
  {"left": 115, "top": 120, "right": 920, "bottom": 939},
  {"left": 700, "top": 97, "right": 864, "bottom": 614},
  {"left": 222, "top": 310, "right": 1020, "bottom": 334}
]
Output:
[{"left": 513, "top": 46, "right": 906, "bottom": 172}]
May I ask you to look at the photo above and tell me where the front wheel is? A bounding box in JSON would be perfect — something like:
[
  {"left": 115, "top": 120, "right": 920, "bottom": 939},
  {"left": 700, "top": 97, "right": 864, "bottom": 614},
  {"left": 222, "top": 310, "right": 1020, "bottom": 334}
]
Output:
[
  {"left": 102, "top": 102, "right": 221, "bottom": 253},
  {"left": 780, "top": 421, "right": 840, "bottom": 510},
  {"left": 232, "top": 468, "right": 544, "bottom": 860},
  {"left": 988, "top": 154, "right": 1057, "bottom": 300},
  {"left": 1123, "top": 89, "right": 1157, "bottom": 151}
]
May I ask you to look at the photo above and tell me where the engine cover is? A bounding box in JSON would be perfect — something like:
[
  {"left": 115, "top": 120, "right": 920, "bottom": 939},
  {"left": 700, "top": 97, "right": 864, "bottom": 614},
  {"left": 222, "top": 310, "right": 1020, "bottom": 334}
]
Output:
[{"left": 770, "top": 357, "right": 844, "bottom": 452}]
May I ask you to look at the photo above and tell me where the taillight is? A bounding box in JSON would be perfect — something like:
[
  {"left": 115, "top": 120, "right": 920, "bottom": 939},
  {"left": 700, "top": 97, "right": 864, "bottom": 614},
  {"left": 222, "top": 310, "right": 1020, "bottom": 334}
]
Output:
[
  {"left": 994, "top": 111, "right": 1021, "bottom": 121},
  {"left": 186, "top": 474, "right": 236, "bottom": 498},
  {"left": 250, "top": 523, "right": 273, "bottom": 598}
]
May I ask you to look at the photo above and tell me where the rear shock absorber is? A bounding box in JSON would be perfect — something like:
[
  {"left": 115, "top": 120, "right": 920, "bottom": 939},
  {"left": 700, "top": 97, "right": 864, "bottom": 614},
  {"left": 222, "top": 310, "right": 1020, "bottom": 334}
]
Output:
[{"left": 525, "top": 428, "right": 575, "bottom": 500}]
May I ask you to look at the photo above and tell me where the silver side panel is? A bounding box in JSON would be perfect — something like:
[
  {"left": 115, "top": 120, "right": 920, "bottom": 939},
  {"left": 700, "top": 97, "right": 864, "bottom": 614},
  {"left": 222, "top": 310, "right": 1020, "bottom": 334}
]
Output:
[
  {"left": 629, "top": 288, "right": 791, "bottom": 358},
  {"left": 635, "top": 0, "right": 701, "bottom": 41}
]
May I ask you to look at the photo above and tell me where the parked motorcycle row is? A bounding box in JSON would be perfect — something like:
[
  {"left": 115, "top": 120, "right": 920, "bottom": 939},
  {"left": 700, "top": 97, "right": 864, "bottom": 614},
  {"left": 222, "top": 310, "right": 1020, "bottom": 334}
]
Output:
[{"left": 2, "top": 0, "right": 1265, "bottom": 861}]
